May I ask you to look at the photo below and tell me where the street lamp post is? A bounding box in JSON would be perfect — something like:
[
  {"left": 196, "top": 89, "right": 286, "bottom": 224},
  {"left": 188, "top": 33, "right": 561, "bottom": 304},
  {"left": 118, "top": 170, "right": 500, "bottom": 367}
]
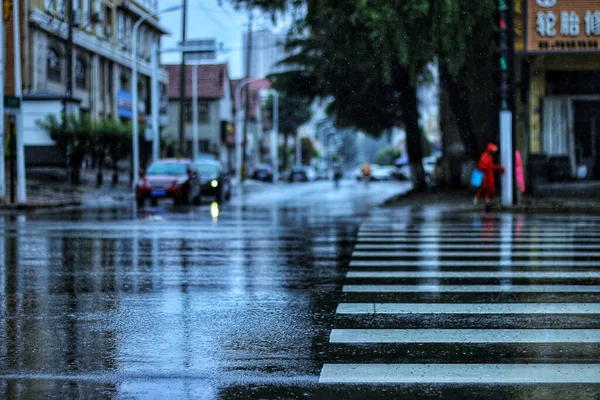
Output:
[
  {"left": 132, "top": 5, "right": 181, "bottom": 188},
  {"left": 191, "top": 64, "right": 199, "bottom": 162},
  {"left": 270, "top": 90, "right": 279, "bottom": 183}
]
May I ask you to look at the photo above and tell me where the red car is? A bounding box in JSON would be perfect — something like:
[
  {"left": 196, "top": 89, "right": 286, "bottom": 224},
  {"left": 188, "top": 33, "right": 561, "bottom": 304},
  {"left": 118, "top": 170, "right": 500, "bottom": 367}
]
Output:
[{"left": 136, "top": 159, "right": 201, "bottom": 207}]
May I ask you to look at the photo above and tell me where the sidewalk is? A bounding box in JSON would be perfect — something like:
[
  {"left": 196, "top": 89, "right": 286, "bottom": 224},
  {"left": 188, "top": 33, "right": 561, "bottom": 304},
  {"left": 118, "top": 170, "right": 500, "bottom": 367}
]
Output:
[
  {"left": 0, "top": 167, "right": 132, "bottom": 211},
  {"left": 383, "top": 184, "right": 600, "bottom": 215}
]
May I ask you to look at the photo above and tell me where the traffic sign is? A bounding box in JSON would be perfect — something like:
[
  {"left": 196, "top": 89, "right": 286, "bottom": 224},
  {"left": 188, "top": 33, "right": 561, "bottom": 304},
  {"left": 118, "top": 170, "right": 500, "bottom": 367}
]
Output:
[{"left": 4, "top": 95, "right": 20, "bottom": 109}]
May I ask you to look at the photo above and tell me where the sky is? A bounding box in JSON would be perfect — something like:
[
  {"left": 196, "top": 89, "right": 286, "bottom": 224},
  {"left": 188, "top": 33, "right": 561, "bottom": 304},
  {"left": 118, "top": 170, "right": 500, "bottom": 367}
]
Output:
[{"left": 158, "top": 0, "right": 289, "bottom": 78}]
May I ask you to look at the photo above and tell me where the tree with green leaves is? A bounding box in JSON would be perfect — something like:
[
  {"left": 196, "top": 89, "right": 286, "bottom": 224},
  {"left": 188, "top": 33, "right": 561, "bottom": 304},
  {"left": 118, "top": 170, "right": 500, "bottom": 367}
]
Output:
[
  {"left": 37, "top": 115, "right": 135, "bottom": 186},
  {"left": 231, "top": 0, "right": 499, "bottom": 190},
  {"left": 264, "top": 93, "right": 312, "bottom": 169},
  {"left": 92, "top": 118, "right": 136, "bottom": 186},
  {"left": 268, "top": 1, "right": 434, "bottom": 189},
  {"left": 37, "top": 114, "right": 94, "bottom": 184},
  {"left": 375, "top": 147, "right": 401, "bottom": 166}
]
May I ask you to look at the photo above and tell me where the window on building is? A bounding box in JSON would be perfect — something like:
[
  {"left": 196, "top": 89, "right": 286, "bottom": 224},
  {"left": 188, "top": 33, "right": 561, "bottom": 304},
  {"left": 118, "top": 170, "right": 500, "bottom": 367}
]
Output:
[
  {"left": 185, "top": 101, "right": 210, "bottom": 123},
  {"left": 104, "top": 6, "right": 112, "bottom": 38},
  {"left": 118, "top": 13, "right": 124, "bottom": 46},
  {"left": 199, "top": 140, "right": 210, "bottom": 153},
  {"left": 95, "top": 0, "right": 104, "bottom": 36},
  {"left": 199, "top": 101, "right": 209, "bottom": 123},
  {"left": 139, "top": 26, "right": 146, "bottom": 57},
  {"left": 57, "top": 0, "right": 65, "bottom": 17},
  {"left": 72, "top": 0, "right": 80, "bottom": 16},
  {"left": 47, "top": 48, "right": 62, "bottom": 82},
  {"left": 82, "top": 0, "right": 91, "bottom": 26},
  {"left": 99, "top": 61, "right": 105, "bottom": 103},
  {"left": 45, "top": 0, "right": 54, "bottom": 13},
  {"left": 125, "top": 17, "right": 132, "bottom": 50},
  {"left": 75, "top": 58, "right": 87, "bottom": 90}
]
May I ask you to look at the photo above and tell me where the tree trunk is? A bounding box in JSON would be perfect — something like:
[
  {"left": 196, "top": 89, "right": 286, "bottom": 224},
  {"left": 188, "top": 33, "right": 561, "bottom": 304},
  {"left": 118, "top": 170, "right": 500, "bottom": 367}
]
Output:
[
  {"left": 399, "top": 81, "right": 427, "bottom": 191},
  {"left": 440, "top": 64, "right": 479, "bottom": 162},
  {"left": 112, "top": 157, "right": 119, "bottom": 186},
  {"left": 70, "top": 165, "right": 81, "bottom": 185},
  {"left": 69, "top": 152, "right": 83, "bottom": 185},
  {"left": 96, "top": 151, "right": 104, "bottom": 187}
]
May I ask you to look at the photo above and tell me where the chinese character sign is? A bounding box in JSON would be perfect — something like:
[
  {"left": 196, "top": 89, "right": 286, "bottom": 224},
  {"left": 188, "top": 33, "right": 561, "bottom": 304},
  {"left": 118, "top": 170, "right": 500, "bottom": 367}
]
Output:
[{"left": 526, "top": 0, "right": 600, "bottom": 52}]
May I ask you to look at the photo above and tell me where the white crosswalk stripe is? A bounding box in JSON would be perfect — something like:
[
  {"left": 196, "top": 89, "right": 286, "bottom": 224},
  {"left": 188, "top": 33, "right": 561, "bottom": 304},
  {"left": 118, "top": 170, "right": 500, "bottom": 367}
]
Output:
[
  {"left": 319, "top": 364, "right": 600, "bottom": 384},
  {"left": 319, "top": 212, "right": 600, "bottom": 385}
]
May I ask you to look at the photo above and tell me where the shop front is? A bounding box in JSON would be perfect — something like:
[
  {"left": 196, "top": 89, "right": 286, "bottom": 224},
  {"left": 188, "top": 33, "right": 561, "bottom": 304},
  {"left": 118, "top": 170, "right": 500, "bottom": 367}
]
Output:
[{"left": 518, "top": 0, "right": 600, "bottom": 181}]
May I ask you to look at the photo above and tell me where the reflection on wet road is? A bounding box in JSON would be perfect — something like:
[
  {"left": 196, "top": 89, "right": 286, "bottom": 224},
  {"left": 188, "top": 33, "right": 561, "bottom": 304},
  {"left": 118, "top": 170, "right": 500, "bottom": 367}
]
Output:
[
  {"left": 1, "top": 181, "right": 600, "bottom": 398},
  {"left": 0, "top": 181, "right": 404, "bottom": 398}
]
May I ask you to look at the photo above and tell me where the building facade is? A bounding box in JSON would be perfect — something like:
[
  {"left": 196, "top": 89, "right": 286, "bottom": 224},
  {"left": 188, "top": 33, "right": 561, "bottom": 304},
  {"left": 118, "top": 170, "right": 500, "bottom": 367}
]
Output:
[
  {"left": 516, "top": 0, "right": 600, "bottom": 181},
  {"left": 230, "top": 78, "right": 271, "bottom": 171},
  {"left": 165, "top": 64, "right": 234, "bottom": 167},
  {"left": 242, "top": 29, "right": 288, "bottom": 79},
  {"left": 20, "top": 0, "right": 169, "bottom": 164}
]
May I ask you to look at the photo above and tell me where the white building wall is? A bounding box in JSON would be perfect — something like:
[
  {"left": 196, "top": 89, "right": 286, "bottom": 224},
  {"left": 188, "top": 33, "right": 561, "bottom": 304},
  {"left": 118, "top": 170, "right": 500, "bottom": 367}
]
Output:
[{"left": 22, "top": 101, "right": 63, "bottom": 146}]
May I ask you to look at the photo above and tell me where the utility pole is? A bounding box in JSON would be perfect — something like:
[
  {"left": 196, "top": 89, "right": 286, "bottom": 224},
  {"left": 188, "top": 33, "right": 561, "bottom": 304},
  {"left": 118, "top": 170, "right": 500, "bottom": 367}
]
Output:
[
  {"left": 271, "top": 91, "right": 279, "bottom": 183},
  {"left": 498, "top": 0, "right": 515, "bottom": 206},
  {"left": 13, "top": 0, "right": 26, "bottom": 203},
  {"left": 151, "top": 40, "right": 160, "bottom": 161},
  {"left": 64, "top": 0, "right": 74, "bottom": 183},
  {"left": 178, "top": 0, "right": 188, "bottom": 156},
  {"left": 0, "top": 0, "right": 5, "bottom": 199},
  {"left": 241, "top": 11, "right": 252, "bottom": 181}
]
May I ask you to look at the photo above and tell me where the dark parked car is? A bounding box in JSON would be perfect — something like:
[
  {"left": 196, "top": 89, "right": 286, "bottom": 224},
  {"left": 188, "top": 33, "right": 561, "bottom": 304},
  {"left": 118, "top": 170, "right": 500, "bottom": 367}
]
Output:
[
  {"left": 252, "top": 163, "right": 274, "bottom": 182},
  {"left": 136, "top": 159, "right": 201, "bottom": 207},
  {"left": 287, "top": 167, "right": 309, "bottom": 182},
  {"left": 196, "top": 160, "right": 232, "bottom": 202}
]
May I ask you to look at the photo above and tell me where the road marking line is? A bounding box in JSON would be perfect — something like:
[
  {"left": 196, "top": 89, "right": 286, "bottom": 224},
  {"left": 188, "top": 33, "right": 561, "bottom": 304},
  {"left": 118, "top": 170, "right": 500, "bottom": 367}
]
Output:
[
  {"left": 329, "top": 329, "right": 600, "bottom": 343},
  {"left": 354, "top": 244, "right": 600, "bottom": 250},
  {"left": 342, "top": 284, "right": 600, "bottom": 293},
  {"left": 358, "top": 232, "right": 600, "bottom": 238},
  {"left": 359, "top": 225, "right": 600, "bottom": 235},
  {"left": 319, "top": 364, "right": 600, "bottom": 383},
  {"left": 352, "top": 251, "right": 600, "bottom": 257},
  {"left": 355, "top": 237, "right": 600, "bottom": 243},
  {"left": 359, "top": 226, "right": 600, "bottom": 231},
  {"left": 361, "top": 223, "right": 600, "bottom": 228},
  {"left": 349, "top": 260, "right": 600, "bottom": 267},
  {"left": 336, "top": 303, "right": 600, "bottom": 314},
  {"left": 346, "top": 271, "right": 600, "bottom": 279}
]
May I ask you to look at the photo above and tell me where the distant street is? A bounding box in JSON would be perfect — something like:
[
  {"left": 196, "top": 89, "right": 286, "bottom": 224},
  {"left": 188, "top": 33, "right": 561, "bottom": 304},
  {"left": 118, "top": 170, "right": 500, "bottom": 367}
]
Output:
[{"left": 1, "top": 179, "right": 600, "bottom": 398}]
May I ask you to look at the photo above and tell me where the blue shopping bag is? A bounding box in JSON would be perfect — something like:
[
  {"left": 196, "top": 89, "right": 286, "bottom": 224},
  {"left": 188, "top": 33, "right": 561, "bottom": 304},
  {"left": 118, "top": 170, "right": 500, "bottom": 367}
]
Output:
[{"left": 471, "top": 169, "right": 484, "bottom": 188}]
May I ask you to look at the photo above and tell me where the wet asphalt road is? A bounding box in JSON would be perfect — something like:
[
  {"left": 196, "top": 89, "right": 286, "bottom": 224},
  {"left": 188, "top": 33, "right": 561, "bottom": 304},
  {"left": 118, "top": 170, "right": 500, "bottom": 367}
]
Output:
[
  {"left": 0, "top": 179, "right": 403, "bottom": 399},
  {"left": 2, "top": 180, "right": 600, "bottom": 399}
]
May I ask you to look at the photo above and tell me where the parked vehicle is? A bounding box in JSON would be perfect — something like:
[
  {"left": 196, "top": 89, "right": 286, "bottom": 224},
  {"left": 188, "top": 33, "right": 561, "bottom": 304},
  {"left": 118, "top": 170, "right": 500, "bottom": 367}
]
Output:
[
  {"left": 316, "top": 167, "right": 329, "bottom": 180},
  {"left": 251, "top": 163, "right": 274, "bottom": 182},
  {"left": 196, "top": 160, "right": 232, "bottom": 202},
  {"left": 136, "top": 159, "right": 201, "bottom": 207},
  {"left": 288, "top": 167, "right": 309, "bottom": 182},
  {"left": 305, "top": 166, "right": 317, "bottom": 181},
  {"left": 371, "top": 164, "right": 394, "bottom": 181},
  {"left": 354, "top": 166, "right": 363, "bottom": 181}
]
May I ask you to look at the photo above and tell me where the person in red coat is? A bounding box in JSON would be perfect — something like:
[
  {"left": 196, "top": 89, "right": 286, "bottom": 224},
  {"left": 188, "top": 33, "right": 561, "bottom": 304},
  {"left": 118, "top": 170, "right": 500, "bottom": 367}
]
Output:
[{"left": 474, "top": 143, "right": 505, "bottom": 204}]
